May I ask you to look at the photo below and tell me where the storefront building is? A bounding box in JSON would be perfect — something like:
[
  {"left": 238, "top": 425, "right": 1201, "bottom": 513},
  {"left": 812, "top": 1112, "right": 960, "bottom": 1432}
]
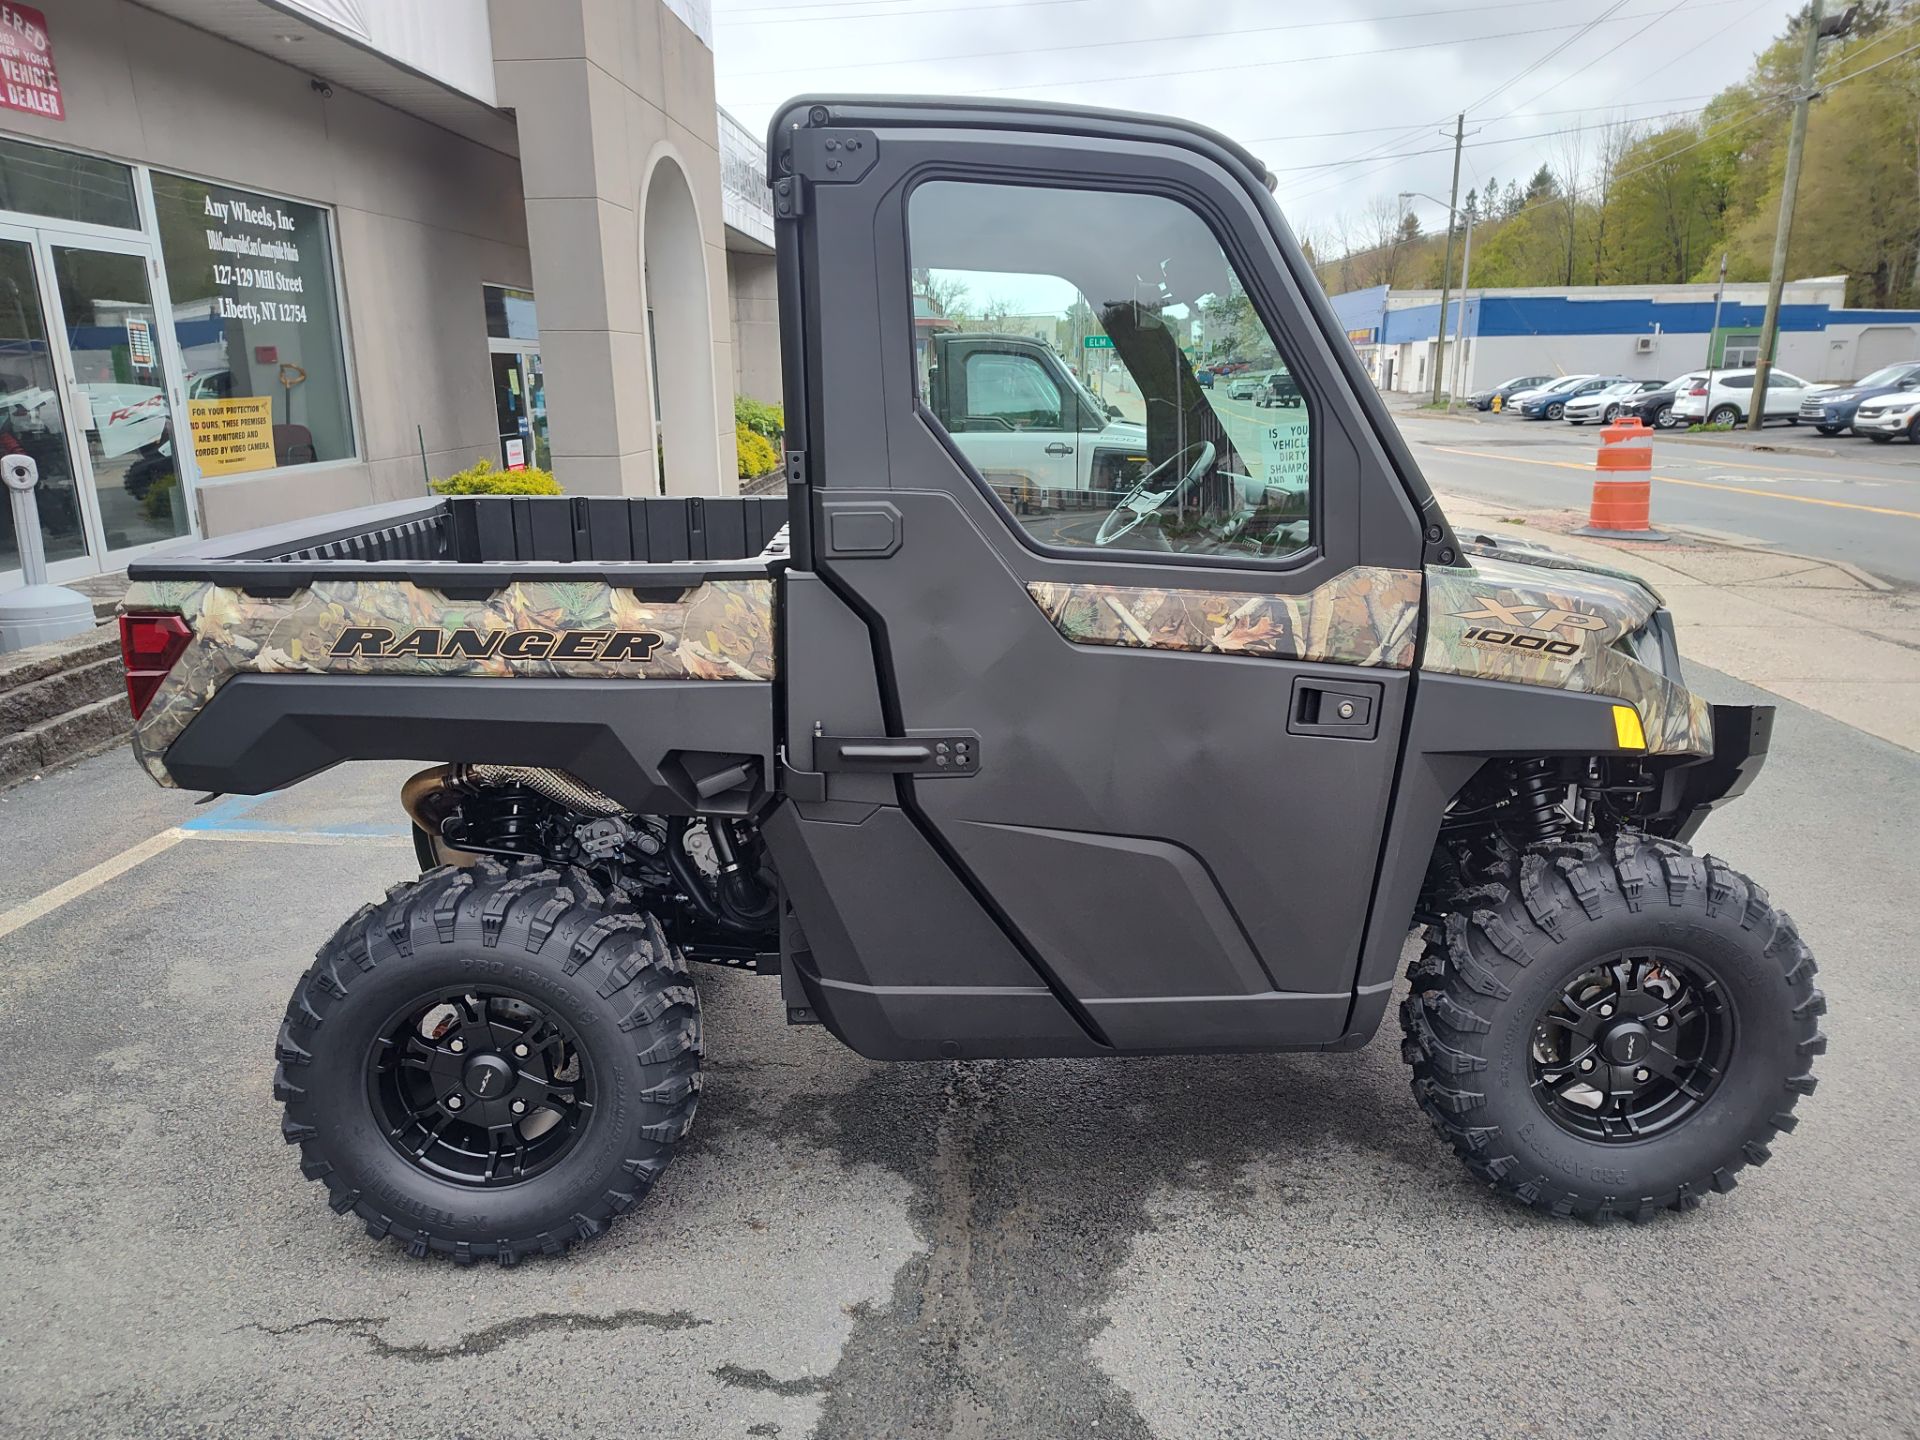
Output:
[{"left": 0, "top": 0, "right": 769, "bottom": 584}]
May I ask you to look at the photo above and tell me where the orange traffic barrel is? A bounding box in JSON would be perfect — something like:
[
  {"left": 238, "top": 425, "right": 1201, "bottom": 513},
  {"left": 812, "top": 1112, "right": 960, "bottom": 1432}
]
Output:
[{"left": 1576, "top": 417, "right": 1665, "bottom": 541}]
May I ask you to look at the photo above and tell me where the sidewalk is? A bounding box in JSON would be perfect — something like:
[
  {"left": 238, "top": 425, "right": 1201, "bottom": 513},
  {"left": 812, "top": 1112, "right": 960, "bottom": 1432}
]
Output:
[{"left": 1437, "top": 491, "right": 1920, "bottom": 754}]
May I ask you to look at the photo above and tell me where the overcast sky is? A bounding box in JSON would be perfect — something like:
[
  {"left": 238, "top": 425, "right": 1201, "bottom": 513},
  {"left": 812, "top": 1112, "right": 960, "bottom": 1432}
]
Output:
[{"left": 709, "top": 0, "right": 1805, "bottom": 240}]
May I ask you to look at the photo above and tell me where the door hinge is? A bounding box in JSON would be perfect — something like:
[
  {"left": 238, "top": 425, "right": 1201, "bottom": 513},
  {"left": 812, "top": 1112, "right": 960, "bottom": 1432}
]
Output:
[
  {"left": 790, "top": 128, "right": 878, "bottom": 185},
  {"left": 772, "top": 174, "right": 806, "bottom": 220}
]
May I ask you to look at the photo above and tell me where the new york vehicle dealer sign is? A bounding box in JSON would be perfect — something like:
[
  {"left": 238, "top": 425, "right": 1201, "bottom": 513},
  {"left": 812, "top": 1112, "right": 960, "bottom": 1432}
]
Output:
[{"left": 0, "top": 6, "right": 60, "bottom": 121}]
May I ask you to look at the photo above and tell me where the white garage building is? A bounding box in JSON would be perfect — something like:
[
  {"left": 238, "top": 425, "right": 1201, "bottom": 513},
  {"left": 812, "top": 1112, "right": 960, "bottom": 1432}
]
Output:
[{"left": 1331, "top": 279, "right": 1920, "bottom": 397}]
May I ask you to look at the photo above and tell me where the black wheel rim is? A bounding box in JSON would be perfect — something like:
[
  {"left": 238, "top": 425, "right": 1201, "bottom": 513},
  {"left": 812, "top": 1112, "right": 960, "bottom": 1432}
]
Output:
[
  {"left": 1528, "top": 950, "right": 1734, "bottom": 1143},
  {"left": 367, "top": 987, "right": 595, "bottom": 1186}
]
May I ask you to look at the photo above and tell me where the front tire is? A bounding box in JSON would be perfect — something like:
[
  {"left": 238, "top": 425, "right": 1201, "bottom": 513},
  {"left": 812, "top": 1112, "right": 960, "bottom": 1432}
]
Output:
[
  {"left": 1401, "top": 834, "right": 1823, "bottom": 1221},
  {"left": 1546, "top": 402, "right": 1566, "bottom": 420},
  {"left": 1653, "top": 404, "right": 1677, "bottom": 430},
  {"left": 274, "top": 857, "right": 702, "bottom": 1263}
]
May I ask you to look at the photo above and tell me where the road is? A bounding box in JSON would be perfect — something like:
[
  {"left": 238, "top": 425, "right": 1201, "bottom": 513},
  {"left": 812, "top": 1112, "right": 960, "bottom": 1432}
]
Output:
[
  {"left": 0, "top": 664, "right": 1914, "bottom": 1439},
  {"left": 1385, "top": 410, "right": 1920, "bottom": 585}
]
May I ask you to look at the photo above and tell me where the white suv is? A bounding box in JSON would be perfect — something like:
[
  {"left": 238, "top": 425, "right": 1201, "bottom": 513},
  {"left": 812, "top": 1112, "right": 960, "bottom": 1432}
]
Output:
[
  {"left": 1671, "top": 368, "right": 1812, "bottom": 427},
  {"left": 1853, "top": 390, "right": 1920, "bottom": 443}
]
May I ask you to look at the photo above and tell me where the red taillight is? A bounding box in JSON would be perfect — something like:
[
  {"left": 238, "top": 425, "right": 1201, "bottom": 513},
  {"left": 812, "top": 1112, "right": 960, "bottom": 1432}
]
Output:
[
  {"left": 1688, "top": 385, "right": 1707, "bottom": 396},
  {"left": 118, "top": 612, "right": 193, "bottom": 719}
]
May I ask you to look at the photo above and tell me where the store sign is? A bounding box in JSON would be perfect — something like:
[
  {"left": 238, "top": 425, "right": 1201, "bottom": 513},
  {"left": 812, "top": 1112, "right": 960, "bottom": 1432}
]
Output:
[
  {"left": 0, "top": 6, "right": 61, "bottom": 121},
  {"left": 189, "top": 396, "right": 276, "bottom": 476},
  {"left": 125, "top": 317, "right": 154, "bottom": 367},
  {"left": 1346, "top": 328, "right": 1378, "bottom": 347},
  {"left": 504, "top": 437, "right": 526, "bottom": 471}
]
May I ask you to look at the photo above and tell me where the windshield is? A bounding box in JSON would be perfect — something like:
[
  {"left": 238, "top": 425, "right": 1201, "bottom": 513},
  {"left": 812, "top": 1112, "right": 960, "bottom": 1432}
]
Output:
[{"left": 1855, "top": 364, "right": 1910, "bottom": 388}]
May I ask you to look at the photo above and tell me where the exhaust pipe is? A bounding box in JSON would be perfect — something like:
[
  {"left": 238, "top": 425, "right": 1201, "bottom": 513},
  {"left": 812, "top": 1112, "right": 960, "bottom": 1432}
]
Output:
[{"left": 400, "top": 764, "right": 625, "bottom": 867}]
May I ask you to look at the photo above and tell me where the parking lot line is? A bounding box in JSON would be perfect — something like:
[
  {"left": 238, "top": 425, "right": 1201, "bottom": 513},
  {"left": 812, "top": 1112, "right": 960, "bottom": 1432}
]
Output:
[
  {"left": 0, "top": 828, "right": 191, "bottom": 945},
  {"left": 0, "top": 822, "right": 411, "bottom": 946}
]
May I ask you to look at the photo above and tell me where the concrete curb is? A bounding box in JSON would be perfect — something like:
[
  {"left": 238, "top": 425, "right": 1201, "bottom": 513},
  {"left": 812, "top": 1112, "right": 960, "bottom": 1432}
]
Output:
[{"left": 1655, "top": 431, "right": 1841, "bottom": 459}]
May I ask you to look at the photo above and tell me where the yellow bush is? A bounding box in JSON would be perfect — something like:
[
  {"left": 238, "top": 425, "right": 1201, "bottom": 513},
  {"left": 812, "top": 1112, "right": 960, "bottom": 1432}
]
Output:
[
  {"left": 431, "top": 458, "right": 562, "bottom": 495},
  {"left": 736, "top": 421, "right": 780, "bottom": 479}
]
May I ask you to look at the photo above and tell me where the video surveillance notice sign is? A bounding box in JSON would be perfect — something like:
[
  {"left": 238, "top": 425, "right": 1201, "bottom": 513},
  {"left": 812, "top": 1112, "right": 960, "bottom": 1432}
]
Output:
[{"left": 0, "top": 6, "right": 61, "bottom": 121}]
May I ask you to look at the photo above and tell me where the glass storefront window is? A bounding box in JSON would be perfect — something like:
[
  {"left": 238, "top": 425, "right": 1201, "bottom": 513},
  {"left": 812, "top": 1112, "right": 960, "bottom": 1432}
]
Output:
[
  {"left": 150, "top": 172, "right": 354, "bottom": 476},
  {"left": 0, "top": 237, "right": 87, "bottom": 571},
  {"left": 0, "top": 136, "right": 139, "bottom": 231},
  {"left": 484, "top": 284, "right": 539, "bottom": 342}
]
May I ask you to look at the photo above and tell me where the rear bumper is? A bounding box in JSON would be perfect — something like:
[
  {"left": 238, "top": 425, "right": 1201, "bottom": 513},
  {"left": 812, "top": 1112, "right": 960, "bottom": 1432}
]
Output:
[{"left": 1652, "top": 703, "right": 1774, "bottom": 843}]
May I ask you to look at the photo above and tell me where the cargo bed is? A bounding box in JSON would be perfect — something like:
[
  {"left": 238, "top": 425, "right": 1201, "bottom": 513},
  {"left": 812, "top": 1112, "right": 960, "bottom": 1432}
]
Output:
[
  {"left": 119, "top": 494, "right": 786, "bottom": 810},
  {"left": 127, "top": 493, "right": 791, "bottom": 590}
]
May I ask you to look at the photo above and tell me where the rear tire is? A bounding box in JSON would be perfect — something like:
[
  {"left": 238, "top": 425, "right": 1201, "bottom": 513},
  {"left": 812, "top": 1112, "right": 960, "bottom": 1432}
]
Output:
[
  {"left": 274, "top": 856, "right": 702, "bottom": 1263},
  {"left": 1816, "top": 425, "right": 1842, "bottom": 435},
  {"left": 1709, "top": 405, "right": 1741, "bottom": 427},
  {"left": 1401, "top": 833, "right": 1823, "bottom": 1221}
]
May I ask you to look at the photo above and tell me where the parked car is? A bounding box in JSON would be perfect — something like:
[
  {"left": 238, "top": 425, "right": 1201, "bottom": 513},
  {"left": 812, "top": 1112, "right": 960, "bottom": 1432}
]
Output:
[
  {"left": 1470, "top": 374, "right": 1552, "bottom": 412},
  {"left": 1563, "top": 379, "right": 1666, "bottom": 425},
  {"left": 1617, "top": 373, "right": 1706, "bottom": 431},
  {"left": 1515, "top": 375, "right": 1622, "bottom": 421},
  {"left": 1853, "top": 388, "right": 1920, "bottom": 443},
  {"left": 1796, "top": 361, "right": 1920, "bottom": 434},
  {"left": 1258, "top": 369, "right": 1302, "bottom": 408},
  {"left": 1671, "top": 368, "right": 1812, "bottom": 427}
]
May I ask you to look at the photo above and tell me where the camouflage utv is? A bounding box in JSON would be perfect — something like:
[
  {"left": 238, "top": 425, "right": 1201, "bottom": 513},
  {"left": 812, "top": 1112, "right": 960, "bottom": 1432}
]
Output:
[{"left": 118, "top": 98, "right": 1821, "bottom": 1263}]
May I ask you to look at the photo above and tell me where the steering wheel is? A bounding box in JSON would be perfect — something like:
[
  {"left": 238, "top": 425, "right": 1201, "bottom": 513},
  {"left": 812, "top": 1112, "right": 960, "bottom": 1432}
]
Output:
[{"left": 1095, "top": 440, "right": 1216, "bottom": 547}]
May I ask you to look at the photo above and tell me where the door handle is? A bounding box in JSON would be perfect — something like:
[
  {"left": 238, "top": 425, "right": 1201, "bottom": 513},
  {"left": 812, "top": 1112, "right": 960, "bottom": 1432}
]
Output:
[
  {"left": 1286, "top": 678, "right": 1383, "bottom": 740},
  {"left": 1044, "top": 442, "right": 1073, "bottom": 455}
]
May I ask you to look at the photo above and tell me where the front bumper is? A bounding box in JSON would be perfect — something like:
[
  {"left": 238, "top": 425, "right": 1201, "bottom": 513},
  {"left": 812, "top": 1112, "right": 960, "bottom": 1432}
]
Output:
[
  {"left": 1650, "top": 704, "right": 1774, "bottom": 843},
  {"left": 1855, "top": 408, "right": 1917, "bottom": 434}
]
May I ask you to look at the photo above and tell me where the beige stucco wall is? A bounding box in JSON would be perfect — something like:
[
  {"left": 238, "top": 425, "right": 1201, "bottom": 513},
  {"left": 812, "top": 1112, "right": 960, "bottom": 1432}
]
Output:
[
  {"left": 727, "top": 250, "right": 782, "bottom": 406},
  {"left": 2, "top": 0, "right": 535, "bottom": 536},
  {"left": 490, "top": 0, "right": 739, "bottom": 497}
]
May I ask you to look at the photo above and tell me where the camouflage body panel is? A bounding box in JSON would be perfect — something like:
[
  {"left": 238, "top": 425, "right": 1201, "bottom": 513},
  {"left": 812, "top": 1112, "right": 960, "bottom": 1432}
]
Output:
[
  {"left": 1422, "top": 552, "right": 1712, "bottom": 756},
  {"left": 1026, "top": 566, "right": 1423, "bottom": 668},
  {"left": 122, "top": 576, "right": 775, "bottom": 785}
]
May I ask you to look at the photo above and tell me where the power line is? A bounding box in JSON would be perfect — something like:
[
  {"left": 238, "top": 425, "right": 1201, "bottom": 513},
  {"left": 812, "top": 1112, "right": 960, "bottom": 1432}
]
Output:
[
  {"left": 1463, "top": 0, "right": 1631, "bottom": 112},
  {"left": 1243, "top": 95, "right": 1717, "bottom": 144},
  {"left": 1605, "top": 0, "right": 1786, "bottom": 101},
  {"left": 726, "top": 0, "right": 1582, "bottom": 79},
  {"left": 736, "top": 6, "right": 1724, "bottom": 102},
  {"left": 1487, "top": 0, "right": 1693, "bottom": 121},
  {"left": 1263, "top": 105, "right": 1712, "bottom": 173}
]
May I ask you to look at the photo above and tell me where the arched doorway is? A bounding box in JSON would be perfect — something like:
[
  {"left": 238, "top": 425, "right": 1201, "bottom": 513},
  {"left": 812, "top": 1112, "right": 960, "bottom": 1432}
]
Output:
[{"left": 641, "top": 153, "right": 722, "bottom": 495}]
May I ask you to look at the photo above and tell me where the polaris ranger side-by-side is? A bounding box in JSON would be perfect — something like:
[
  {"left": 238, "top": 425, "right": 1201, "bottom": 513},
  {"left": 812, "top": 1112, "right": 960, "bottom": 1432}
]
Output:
[{"left": 117, "top": 98, "right": 1821, "bottom": 1263}]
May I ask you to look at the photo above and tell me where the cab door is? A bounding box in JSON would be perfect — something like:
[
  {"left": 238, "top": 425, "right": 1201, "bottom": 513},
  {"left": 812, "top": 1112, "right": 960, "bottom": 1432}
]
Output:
[{"left": 772, "top": 101, "right": 1438, "bottom": 1054}]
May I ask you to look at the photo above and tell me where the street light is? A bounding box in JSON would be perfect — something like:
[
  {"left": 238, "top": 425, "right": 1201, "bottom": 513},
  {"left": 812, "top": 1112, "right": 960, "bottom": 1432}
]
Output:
[{"left": 1402, "top": 191, "right": 1475, "bottom": 409}]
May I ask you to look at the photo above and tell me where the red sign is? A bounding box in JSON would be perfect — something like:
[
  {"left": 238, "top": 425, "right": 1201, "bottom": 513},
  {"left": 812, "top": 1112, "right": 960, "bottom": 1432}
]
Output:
[
  {"left": 0, "top": 6, "right": 59, "bottom": 121},
  {"left": 253, "top": 345, "right": 278, "bottom": 364}
]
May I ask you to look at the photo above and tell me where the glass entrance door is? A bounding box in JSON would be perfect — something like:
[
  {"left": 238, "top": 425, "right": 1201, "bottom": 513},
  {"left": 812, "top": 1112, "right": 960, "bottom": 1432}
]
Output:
[
  {"left": 46, "top": 241, "right": 192, "bottom": 555},
  {"left": 0, "top": 233, "right": 88, "bottom": 579}
]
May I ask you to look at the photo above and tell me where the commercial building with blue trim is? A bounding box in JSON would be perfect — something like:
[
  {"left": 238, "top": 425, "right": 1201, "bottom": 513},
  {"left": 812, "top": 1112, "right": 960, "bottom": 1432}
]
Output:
[{"left": 1330, "top": 278, "right": 1920, "bottom": 397}]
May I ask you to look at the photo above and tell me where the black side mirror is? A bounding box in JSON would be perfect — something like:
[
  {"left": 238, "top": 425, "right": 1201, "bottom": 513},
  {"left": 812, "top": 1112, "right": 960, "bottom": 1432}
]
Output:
[{"left": 1107, "top": 404, "right": 1123, "bottom": 419}]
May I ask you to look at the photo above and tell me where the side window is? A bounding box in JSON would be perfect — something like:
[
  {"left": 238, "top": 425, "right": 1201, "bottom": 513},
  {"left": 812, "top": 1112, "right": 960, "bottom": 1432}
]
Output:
[
  {"left": 908, "top": 180, "right": 1310, "bottom": 563},
  {"left": 1724, "top": 376, "right": 1753, "bottom": 390},
  {"left": 1772, "top": 372, "right": 1807, "bottom": 389},
  {"left": 962, "top": 351, "right": 1064, "bottom": 431}
]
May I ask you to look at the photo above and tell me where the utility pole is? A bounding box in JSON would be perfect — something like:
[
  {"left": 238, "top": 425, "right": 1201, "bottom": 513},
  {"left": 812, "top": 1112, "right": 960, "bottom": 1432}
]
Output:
[
  {"left": 1704, "top": 251, "right": 1727, "bottom": 417},
  {"left": 1449, "top": 200, "right": 1476, "bottom": 406},
  {"left": 1750, "top": 0, "right": 1832, "bottom": 430},
  {"left": 1431, "top": 111, "right": 1465, "bottom": 409}
]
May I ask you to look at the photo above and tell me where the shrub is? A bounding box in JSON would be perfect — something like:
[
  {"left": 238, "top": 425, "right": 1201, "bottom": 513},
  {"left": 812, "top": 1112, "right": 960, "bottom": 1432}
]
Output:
[
  {"left": 736, "top": 421, "right": 780, "bottom": 479},
  {"left": 431, "top": 458, "right": 562, "bottom": 495},
  {"left": 734, "top": 395, "right": 784, "bottom": 441}
]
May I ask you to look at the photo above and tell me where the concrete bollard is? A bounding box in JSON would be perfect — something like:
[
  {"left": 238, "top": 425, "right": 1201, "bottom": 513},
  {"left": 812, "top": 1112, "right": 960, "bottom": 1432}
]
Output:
[{"left": 0, "top": 454, "right": 98, "bottom": 653}]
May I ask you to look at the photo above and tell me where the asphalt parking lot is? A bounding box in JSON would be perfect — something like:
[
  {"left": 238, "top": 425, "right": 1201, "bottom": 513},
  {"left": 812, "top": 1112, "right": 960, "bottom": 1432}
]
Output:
[{"left": 0, "top": 662, "right": 1915, "bottom": 1440}]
